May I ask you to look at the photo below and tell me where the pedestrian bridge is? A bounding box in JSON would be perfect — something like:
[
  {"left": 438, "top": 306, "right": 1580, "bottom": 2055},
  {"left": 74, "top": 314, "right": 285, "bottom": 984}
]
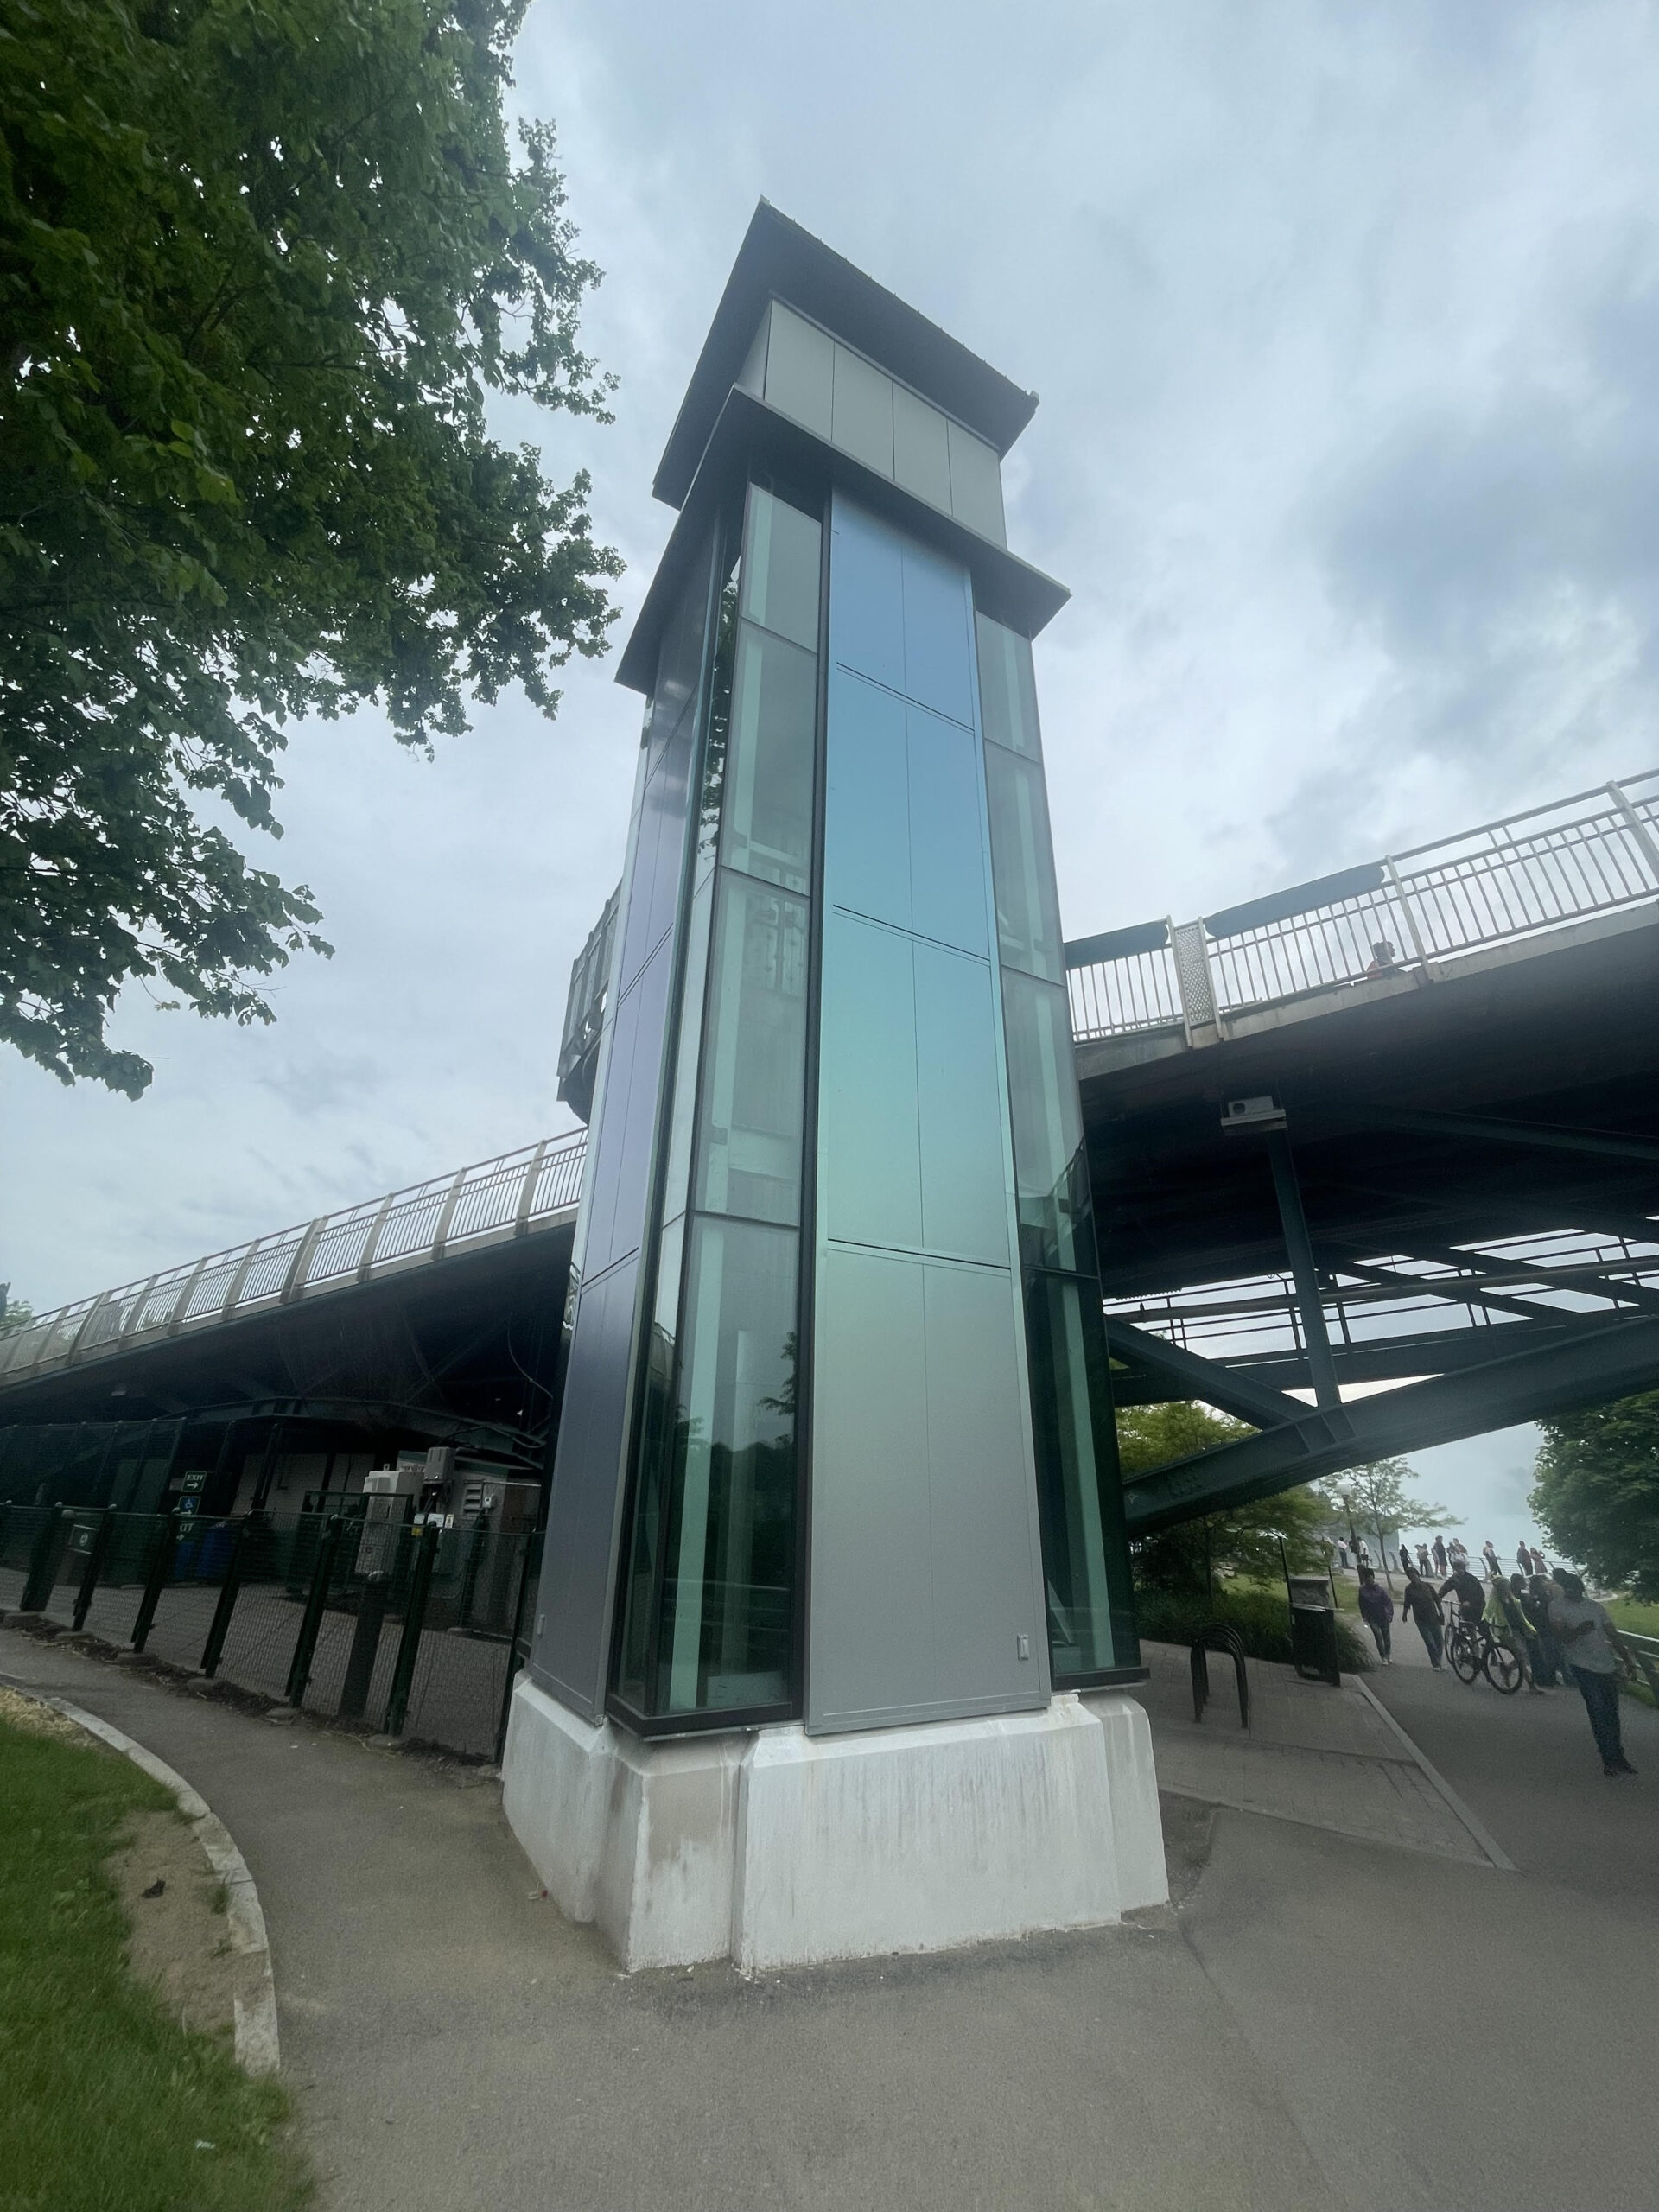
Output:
[{"left": 5, "top": 771, "right": 1656, "bottom": 1527}]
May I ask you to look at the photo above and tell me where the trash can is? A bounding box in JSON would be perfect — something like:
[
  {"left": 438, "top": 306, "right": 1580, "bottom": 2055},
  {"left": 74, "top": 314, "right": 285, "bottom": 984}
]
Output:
[{"left": 1287, "top": 1574, "right": 1341, "bottom": 1686}]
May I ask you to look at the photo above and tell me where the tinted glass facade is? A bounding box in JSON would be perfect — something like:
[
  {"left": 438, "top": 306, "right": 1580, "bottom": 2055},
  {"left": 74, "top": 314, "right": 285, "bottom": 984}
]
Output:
[
  {"left": 613, "top": 481, "right": 823, "bottom": 1725},
  {"left": 976, "top": 610, "right": 1139, "bottom": 1681}
]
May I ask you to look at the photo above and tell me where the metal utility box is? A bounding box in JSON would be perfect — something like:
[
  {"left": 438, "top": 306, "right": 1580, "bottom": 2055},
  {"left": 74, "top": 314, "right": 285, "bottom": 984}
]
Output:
[
  {"left": 1287, "top": 1573, "right": 1342, "bottom": 1687},
  {"left": 356, "top": 1464, "right": 417, "bottom": 1576}
]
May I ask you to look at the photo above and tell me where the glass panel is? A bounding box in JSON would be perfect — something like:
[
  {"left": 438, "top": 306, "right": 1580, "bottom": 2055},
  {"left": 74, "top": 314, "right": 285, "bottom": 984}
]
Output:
[
  {"left": 893, "top": 384, "right": 951, "bottom": 512},
  {"left": 741, "top": 485, "right": 821, "bottom": 652},
  {"left": 763, "top": 302, "right": 833, "bottom": 438},
  {"left": 984, "top": 741, "right": 1065, "bottom": 982},
  {"left": 976, "top": 612, "right": 1042, "bottom": 759},
  {"left": 649, "top": 538, "right": 715, "bottom": 771},
  {"left": 613, "top": 1216, "right": 684, "bottom": 1710},
  {"left": 823, "top": 668, "right": 908, "bottom": 931},
  {"left": 1026, "top": 1273, "right": 1136, "bottom": 1679},
  {"left": 947, "top": 417, "right": 1007, "bottom": 546},
  {"left": 817, "top": 908, "right": 923, "bottom": 1252},
  {"left": 660, "top": 878, "right": 713, "bottom": 1221},
  {"left": 695, "top": 875, "right": 810, "bottom": 1227},
  {"left": 906, "top": 702, "right": 988, "bottom": 956},
  {"left": 695, "top": 567, "right": 739, "bottom": 887},
  {"left": 914, "top": 941, "right": 1009, "bottom": 1266},
  {"left": 655, "top": 1217, "right": 799, "bottom": 1713},
  {"left": 1000, "top": 969, "right": 1096, "bottom": 1275},
  {"left": 899, "top": 538, "right": 975, "bottom": 728},
  {"left": 721, "top": 622, "right": 817, "bottom": 893},
  {"left": 831, "top": 343, "right": 894, "bottom": 477}
]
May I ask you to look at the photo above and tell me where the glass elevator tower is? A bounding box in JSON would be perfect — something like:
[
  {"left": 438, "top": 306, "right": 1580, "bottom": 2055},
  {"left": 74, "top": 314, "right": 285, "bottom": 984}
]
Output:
[{"left": 527, "top": 205, "right": 1140, "bottom": 1749}]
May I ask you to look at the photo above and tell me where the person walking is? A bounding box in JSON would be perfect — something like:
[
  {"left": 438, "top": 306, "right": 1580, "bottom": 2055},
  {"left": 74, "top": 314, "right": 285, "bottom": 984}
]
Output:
[
  {"left": 1433, "top": 1536, "right": 1448, "bottom": 1576},
  {"left": 1526, "top": 1573, "right": 1570, "bottom": 1688},
  {"left": 1548, "top": 1573, "right": 1639, "bottom": 1776},
  {"left": 1417, "top": 1543, "right": 1432, "bottom": 1575},
  {"left": 1357, "top": 1566, "right": 1395, "bottom": 1664},
  {"left": 1482, "top": 1540, "right": 1501, "bottom": 1578},
  {"left": 1401, "top": 1568, "right": 1445, "bottom": 1669},
  {"left": 1516, "top": 1541, "right": 1535, "bottom": 1577}
]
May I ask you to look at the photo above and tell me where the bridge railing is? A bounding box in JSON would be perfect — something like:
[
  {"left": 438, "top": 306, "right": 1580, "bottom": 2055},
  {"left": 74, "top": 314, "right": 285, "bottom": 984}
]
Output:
[
  {"left": 1107, "top": 1223, "right": 1659, "bottom": 1372},
  {"left": 0, "top": 1133, "right": 589, "bottom": 1390},
  {"left": 1068, "top": 768, "right": 1659, "bottom": 1042}
]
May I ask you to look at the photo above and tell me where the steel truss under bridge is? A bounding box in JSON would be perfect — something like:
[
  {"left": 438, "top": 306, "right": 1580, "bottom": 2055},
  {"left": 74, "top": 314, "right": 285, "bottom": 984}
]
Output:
[{"left": 1067, "top": 768, "right": 1659, "bottom": 1530}]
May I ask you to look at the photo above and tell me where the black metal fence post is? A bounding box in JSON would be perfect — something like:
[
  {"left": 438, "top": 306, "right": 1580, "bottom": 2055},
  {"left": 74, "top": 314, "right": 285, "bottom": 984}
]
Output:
[
  {"left": 383, "top": 1522, "right": 439, "bottom": 1738},
  {"left": 70, "top": 1509, "right": 115, "bottom": 1631},
  {"left": 456, "top": 1510, "right": 490, "bottom": 1629},
  {"left": 21, "top": 1503, "right": 71, "bottom": 1614},
  {"left": 130, "top": 1512, "right": 181, "bottom": 1652},
  {"left": 493, "top": 1533, "right": 537, "bottom": 1764},
  {"left": 200, "top": 1516, "right": 253, "bottom": 1677},
  {"left": 285, "top": 1514, "right": 343, "bottom": 1707},
  {"left": 337, "top": 1572, "right": 391, "bottom": 1719}
]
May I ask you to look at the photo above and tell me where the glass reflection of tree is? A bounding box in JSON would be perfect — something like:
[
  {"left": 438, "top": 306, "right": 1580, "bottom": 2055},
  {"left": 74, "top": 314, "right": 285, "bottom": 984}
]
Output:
[{"left": 696, "top": 570, "right": 738, "bottom": 873}]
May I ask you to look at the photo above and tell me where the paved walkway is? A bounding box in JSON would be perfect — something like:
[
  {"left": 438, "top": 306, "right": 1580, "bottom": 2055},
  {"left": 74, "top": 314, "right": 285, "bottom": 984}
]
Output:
[
  {"left": 1132, "top": 1641, "right": 1503, "bottom": 1865},
  {"left": 4, "top": 1620, "right": 1656, "bottom": 2211}
]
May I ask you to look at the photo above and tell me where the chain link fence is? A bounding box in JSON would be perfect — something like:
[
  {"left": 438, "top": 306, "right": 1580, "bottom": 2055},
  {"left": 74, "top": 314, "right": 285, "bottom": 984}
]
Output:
[{"left": 0, "top": 1501, "right": 537, "bottom": 1760}]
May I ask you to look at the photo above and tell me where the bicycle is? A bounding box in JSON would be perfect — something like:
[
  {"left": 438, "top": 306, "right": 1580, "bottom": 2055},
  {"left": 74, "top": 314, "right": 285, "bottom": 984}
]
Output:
[{"left": 1446, "top": 1608, "right": 1523, "bottom": 1694}]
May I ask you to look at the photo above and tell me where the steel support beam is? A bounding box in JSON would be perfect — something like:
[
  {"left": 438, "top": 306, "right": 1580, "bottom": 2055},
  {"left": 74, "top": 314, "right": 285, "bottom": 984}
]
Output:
[
  {"left": 1102, "top": 1316, "right": 1318, "bottom": 1433},
  {"left": 1366, "top": 1109, "right": 1659, "bottom": 1167},
  {"left": 1382, "top": 1236, "right": 1659, "bottom": 1317},
  {"left": 1266, "top": 1130, "right": 1347, "bottom": 1422},
  {"left": 1123, "top": 1315, "right": 1659, "bottom": 1532}
]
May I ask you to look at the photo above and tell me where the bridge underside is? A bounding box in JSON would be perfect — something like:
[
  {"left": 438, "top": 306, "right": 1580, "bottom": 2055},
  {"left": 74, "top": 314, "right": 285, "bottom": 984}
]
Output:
[
  {"left": 0, "top": 1229, "right": 573, "bottom": 1514},
  {"left": 1079, "top": 913, "right": 1659, "bottom": 1529}
]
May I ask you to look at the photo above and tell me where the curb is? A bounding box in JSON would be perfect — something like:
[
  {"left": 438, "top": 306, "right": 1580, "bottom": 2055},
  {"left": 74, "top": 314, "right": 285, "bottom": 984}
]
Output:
[
  {"left": 0, "top": 1675, "right": 282, "bottom": 2075},
  {"left": 1350, "top": 1674, "right": 1516, "bottom": 1872}
]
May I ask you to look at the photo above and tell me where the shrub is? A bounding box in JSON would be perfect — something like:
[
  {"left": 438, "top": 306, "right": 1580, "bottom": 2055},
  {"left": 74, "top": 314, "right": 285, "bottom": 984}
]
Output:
[{"left": 1133, "top": 1584, "right": 1370, "bottom": 1672}]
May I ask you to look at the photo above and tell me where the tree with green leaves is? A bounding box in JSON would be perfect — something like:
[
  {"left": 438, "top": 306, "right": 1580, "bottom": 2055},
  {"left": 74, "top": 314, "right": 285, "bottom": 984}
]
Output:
[
  {"left": 2, "top": 0, "right": 621, "bottom": 1096},
  {"left": 1316, "top": 1457, "right": 1459, "bottom": 1587},
  {"left": 1118, "top": 1401, "right": 1332, "bottom": 1595},
  {"left": 1532, "top": 1391, "right": 1659, "bottom": 1600}
]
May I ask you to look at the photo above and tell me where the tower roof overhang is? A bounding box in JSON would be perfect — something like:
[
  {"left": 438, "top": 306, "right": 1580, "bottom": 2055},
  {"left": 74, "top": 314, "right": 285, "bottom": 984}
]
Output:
[
  {"left": 619, "top": 386, "right": 1068, "bottom": 695},
  {"left": 652, "top": 200, "right": 1039, "bottom": 511}
]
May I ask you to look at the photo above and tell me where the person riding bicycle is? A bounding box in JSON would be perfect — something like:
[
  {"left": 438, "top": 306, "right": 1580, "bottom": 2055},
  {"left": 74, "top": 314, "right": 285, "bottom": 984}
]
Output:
[{"left": 1439, "top": 1562, "right": 1485, "bottom": 1622}]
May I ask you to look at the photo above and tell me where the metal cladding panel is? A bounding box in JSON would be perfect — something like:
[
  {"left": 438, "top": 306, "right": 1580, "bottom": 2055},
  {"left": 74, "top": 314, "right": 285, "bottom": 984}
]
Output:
[
  {"left": 529, "top": 550, "right": 710, "bottom": 1722},
  {"left": 529, "top": 1249, "right": 641, "bottom": 1718},
  {"left": 809, "top": 494, "right": 1046, "bottom": 1734}
]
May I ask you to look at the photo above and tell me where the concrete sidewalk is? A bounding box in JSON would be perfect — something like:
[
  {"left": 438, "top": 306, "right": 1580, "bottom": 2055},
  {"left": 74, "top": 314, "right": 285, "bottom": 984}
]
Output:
[
  {"left": 1130, "top": 1641, "right": 1504, "bottom": 1866},
  {"left": 5, "top": 1620, "right": 1656, "bottom": 2212}
]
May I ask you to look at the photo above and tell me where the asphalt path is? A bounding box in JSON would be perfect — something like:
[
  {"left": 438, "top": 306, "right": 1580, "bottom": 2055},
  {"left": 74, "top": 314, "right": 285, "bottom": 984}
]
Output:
[{"left": 5, "top": 1620, "right": 1656, "bottom": 2211}]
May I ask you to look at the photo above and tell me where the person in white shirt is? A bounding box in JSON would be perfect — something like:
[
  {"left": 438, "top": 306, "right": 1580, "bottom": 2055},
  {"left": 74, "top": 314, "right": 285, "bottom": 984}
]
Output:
[{"left": 1548, "top": 1572, "right": 1640, "bottom": 1777}]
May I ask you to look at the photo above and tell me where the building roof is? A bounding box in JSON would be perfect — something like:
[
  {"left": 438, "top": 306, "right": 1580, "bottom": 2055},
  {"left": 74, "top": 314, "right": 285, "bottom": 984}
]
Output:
[{"left": 652, "top": 201, "right": 1039, "bottom": 509}]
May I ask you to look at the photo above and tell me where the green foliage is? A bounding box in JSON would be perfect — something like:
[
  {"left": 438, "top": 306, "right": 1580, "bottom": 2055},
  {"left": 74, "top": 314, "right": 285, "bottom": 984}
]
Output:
[
  {"left": 1133, "top": 1585, "right": 1371, "bottom": 1672},
  {"left": 0, "top": 1716, "right": 309, "bottom": 2208},
  {"left": 1119, "top": 1400, "right": 1331, "bottom": 1594},
  {"left": 1532, "top": 1391, "right": 1659, "bottom": 1601},
  {"left": 1, "top": 0, "right": 621, "bottom": 1095},
  {"left": 1316, "top": 1457, "right": 1459, "bottom": 1554},
  {"left": 0, "top": 1292, "right": 32, "bottom": 1336}
]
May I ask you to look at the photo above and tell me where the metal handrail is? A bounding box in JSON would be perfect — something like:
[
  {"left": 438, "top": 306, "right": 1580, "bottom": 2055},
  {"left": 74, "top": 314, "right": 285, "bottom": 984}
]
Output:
[
  {"left": 0, "top": 1132, "right": 589, "bottom": 1390},
  {"left": 1107, "top": 1223, "right": 1659, "bottom": 1369},
  {"left": 1068, "top": 767, "right": 1659, "bottom": 1042}
]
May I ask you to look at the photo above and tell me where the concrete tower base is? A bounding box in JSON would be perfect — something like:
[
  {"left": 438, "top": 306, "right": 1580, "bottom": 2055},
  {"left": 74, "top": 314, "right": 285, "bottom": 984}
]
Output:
[{"left": 502, "top": 1679, "right": 1166, "bottom": 1974}]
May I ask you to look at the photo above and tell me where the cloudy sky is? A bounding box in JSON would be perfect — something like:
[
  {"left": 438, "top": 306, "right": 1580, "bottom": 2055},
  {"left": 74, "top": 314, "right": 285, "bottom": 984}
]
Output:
[{"left": 7, "top": 0, "right": 1658, "bottom": 1545}]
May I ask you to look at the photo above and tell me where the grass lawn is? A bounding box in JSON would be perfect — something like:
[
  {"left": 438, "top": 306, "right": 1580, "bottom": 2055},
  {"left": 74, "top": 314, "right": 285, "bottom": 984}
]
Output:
[
  {"left": 0, "top": 1715, "right": 309, "bottom": 2212},
  {"left": 1604, "top": 1595, "right": 1659, "bottom": 1637}
]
